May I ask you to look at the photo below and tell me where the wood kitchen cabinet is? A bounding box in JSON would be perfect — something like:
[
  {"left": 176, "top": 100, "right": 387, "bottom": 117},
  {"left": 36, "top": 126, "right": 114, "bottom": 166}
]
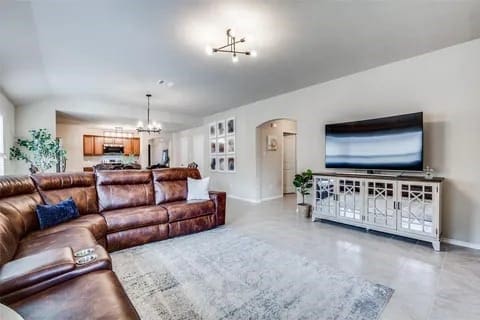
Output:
[
  {"left": 83, "top": 135, "right": 140, "bottom": 157},
  {"left": 93, "top": 136, "right": 104, "bottom": 155},
  {"left": 83, "top": 135, "right": 94, "bottom": 156},
  {"left": 132, "top": 138, "right": 140, "bottom": 156},
  {"left": 123, "top": 138, "right": 133, "bottom": 155}
]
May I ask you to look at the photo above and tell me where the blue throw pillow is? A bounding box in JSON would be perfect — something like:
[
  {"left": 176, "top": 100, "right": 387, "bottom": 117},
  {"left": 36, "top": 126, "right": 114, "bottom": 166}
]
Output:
[{"left": 36, "top": 197, "right": 80, "bottom": 230}]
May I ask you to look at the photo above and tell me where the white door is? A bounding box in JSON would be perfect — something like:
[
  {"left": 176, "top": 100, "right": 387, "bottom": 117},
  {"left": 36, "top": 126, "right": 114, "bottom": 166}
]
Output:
[{"left": 283, "top": 134, "right": 296, "bottom": 194}]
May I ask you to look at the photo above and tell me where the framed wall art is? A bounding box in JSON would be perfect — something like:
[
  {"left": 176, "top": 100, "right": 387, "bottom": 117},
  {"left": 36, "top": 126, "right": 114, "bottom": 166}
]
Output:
[
  {"left": 209, "top": 117, "right": 236, "bottom": 173},
  {"left": 209, "top": 122, "right": 216, "bottom": 139},
  {"left": 227, "top": 117, "right": 235, "bottom": 135}
]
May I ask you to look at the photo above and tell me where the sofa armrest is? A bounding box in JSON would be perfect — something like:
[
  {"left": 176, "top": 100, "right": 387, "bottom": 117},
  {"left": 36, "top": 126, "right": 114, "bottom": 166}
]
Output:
[
  {"left": 209, "top": 191, "right": 226, "bottom": 225},
  {"left": 0, "top": 247, "right": 75, "bottom": 297}
]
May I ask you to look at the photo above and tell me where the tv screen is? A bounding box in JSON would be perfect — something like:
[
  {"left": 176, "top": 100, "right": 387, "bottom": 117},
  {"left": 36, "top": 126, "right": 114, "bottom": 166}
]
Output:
[{"left": 325, "top": 112, "right": 423, "bottom": 171}]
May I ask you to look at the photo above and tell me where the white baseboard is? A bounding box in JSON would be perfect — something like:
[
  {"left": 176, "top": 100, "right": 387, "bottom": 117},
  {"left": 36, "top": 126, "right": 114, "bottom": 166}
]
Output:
[
  {"left": 442, "top": 238, "right": 480, "bottom": 250},
  {"left": 228, "top": 194, "right": 285, "bottom": 203},
  {"left": 227, "top": 195, "right": 260, "bottom": 203},
  {"left": 260, "top": 195, "right": 284, "bottom": 202}
]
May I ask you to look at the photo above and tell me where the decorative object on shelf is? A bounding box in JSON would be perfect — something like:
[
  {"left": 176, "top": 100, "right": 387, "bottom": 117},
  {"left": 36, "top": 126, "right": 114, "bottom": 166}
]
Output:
[
  {"left": 9, "top": 129, "right": 67, "bottom": 174},
  {"left": 136, "top": 93, "right": 162, "bottom": 134},
  {"left": 187, "top": 161, "right": 198, "bottom": 169},
  {"left": 266, "top": 135, "right": 278, "bottom": 151},
  {"left": 205, "top": 28, "right": 257, "bottom": 63},
  {"left": 293, "top": 169, "right": 313, "bottom": 218},
  {"left": 424, "top": 166, "right": 434, "bottom": 180},
  {"left": 210, "top": 117, "right": 236, "bottom": 173}
]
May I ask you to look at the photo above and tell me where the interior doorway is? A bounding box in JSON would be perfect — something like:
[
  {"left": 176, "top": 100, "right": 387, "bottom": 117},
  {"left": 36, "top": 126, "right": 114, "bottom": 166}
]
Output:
[
  {"left": 255, "top": 118, "right": 297, "bottom": 202},
  {"left": 283, "top": 133, "right": 296, "bottom": 194}
]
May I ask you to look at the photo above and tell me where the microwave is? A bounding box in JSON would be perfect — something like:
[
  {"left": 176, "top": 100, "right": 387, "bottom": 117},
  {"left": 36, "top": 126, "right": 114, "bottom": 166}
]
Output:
[{"left": 103, "top": 144, "right": 124, "bottom": 155}]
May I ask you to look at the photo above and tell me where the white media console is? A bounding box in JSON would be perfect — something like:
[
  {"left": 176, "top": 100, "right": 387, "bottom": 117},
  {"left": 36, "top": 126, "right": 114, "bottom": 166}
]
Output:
[{"left": 312, "top": 172, "right": 444, "bottom": 251}]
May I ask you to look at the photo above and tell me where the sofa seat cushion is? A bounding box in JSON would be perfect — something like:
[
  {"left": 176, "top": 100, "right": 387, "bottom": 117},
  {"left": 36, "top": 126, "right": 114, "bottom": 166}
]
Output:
[
  {"left": 102, "top": 205, "right": 168, "bottom": 233},
  {"left": 161, "top": 200, "right": 215, "bottom": 223},
  {"left": 15, "top": 227, "right": 97, "bottom": 259},
  {"left": 10, "top": 270, "right": 140, "bottom": 320},
  {"left": 26, "top": 214, "right": 107, "bottom": 241}
]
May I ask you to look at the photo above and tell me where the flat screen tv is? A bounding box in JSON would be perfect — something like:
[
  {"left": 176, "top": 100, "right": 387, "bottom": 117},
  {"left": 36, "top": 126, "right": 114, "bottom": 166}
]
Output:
[{"left": 325, "top": 112, "right": 423, "bottom": 171}]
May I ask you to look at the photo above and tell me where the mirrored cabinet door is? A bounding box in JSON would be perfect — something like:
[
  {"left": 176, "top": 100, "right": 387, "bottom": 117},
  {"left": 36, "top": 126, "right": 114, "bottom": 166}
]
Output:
[
  {"left": 314, "top": 177, "right": 337, "bottom": 217},
  {"left": 365, "top": 180, "right": 397, "bottom": 229},
  {"left": 337, "top": 178, "right": 364, "bottom": 222},
  {"left": 397, "top": 182, "right": 437, "bottom": 237}
]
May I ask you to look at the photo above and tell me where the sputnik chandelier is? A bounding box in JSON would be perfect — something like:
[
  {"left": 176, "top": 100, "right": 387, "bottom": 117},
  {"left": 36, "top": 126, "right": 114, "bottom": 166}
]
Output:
[{"left": 205, "top": 28, "right": 257, "bottom": 63}]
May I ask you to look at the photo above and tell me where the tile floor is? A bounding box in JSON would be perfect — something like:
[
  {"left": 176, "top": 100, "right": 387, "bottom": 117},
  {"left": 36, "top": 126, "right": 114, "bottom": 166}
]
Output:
[{"left": 225, "top": 195, "right": 480, "bottom": 320}]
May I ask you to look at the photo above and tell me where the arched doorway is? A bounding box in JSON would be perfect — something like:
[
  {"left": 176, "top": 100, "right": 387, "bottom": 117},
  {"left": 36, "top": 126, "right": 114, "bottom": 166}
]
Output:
[{"left": 255, "top": 119, "right": 297, "bottom": 202}]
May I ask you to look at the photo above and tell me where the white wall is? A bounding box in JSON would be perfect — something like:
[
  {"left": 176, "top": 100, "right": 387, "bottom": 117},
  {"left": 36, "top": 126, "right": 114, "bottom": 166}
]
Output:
[
  {"left": 0, "top": 91, "right": 15, "bottom": 174},
  {"left": 14, "top": 102, "right": 56, "bottom": 174},
  {"left": 171, "top": 126, "right": 207, "bottom": 175},
  {"left": 149, "top": 134, "right": 172, "bottom": 165},
  {"left": 176, "top": 39, "right": 480, "bottom": 245}
]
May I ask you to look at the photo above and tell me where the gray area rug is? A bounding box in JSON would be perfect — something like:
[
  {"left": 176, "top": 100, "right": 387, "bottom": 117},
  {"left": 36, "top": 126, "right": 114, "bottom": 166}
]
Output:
[{"left": 112, "top": 228, "right": 393, "bottom": 320}]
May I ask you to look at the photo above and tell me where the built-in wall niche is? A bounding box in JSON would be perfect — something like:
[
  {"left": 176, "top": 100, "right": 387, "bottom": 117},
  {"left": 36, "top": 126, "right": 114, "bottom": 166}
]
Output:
[{"left": 209, "top": 118, "right": 235, "bottom": 173}]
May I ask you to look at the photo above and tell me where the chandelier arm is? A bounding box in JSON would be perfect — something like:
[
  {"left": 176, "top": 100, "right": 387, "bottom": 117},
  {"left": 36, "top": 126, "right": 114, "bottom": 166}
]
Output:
[
  {"left": 216, "top": 39, "right": 245, "bottom": 51},
  {"left": 214, "top": 49, "right": 250, "bottom": 55}
]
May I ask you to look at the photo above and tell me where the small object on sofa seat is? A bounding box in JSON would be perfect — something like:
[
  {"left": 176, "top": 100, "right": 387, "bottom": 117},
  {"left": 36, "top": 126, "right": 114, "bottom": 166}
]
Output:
[
  {"left": 187, "top": 177, "right": 210, "bottom": 200},
  {"left": 36, "top": 197, "right": 80, "bottom": 230},
  {"left": 75, "top": 253, "right": 97, "bottom": 265},
  {"left": 73, "top": 248, "right": 95, "bottom": 257}
]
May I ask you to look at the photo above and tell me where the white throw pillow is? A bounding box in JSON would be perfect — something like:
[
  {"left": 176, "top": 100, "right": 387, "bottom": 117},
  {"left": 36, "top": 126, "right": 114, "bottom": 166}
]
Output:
[{"left": 187, "top": 177, "right": 210, "bottom": 200}]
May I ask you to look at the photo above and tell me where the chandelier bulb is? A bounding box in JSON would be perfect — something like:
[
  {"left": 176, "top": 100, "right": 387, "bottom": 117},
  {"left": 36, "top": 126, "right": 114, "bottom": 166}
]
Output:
[
  {"left": 232, "top": 54, "right": 239, "bottom": 63},
  {"left": 250, "top": 50, "right": 257, "bottom": 57},
  {"left": 205, "top": 45, "right": 214, "bottom": 55}
]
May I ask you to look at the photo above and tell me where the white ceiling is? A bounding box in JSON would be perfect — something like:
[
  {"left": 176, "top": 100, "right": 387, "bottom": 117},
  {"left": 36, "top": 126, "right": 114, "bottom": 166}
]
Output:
[{"left": 1, "top": 0, "right": 480, "bottom": 120}]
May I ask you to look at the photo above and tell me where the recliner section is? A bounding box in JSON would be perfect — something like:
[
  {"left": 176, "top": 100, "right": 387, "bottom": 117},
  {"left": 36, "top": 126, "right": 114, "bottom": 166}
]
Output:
[{"left": 0, "top": 168, "right": 226, "bottom": 319}]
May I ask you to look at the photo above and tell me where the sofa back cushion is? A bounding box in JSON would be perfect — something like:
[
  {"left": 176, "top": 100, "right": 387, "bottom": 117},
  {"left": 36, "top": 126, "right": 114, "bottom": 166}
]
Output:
[
  {"left": 96, "top": 170, "right": 154, "bottom": 212},
  {"left": 152, "top": 168, "right": 201, "bottom": 204},
  {"left": 31, "top": 173, "right": 98, "bottom": 215},
  {"left": 0, "top": 176, "right": 42, "bottom": 239},
  {"left": 0, "top": 212, "right": 18, "bottom": 266}
]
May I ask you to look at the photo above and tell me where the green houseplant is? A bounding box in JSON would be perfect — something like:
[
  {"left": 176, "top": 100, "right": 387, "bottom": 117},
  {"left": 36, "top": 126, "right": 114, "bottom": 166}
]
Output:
[
  {"left": 293, "top": 169, "right": 313, "bottom": 217},
  {"left": 9, "top": 129, "right": 66, "bottom": 174}
]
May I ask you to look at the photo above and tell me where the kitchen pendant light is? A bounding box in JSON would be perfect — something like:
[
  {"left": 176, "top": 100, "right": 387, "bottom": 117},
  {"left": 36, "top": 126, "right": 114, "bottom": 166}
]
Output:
[{"left": 136, "top": 94, "right": 161, "bottom": 134}]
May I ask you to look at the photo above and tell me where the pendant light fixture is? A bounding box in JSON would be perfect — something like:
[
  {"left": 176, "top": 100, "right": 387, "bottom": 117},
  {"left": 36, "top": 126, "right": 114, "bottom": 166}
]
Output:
[
  {"left": 205, "top": 28, "right": 257, "bottom": 63},
  {"left": 136, "top": 93, "right": 161, "bottom": 134}
]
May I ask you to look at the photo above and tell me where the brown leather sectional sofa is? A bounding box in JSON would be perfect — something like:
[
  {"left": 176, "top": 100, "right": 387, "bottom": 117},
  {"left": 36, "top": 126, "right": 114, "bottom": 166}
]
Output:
[{"left": 0, "top": 168, "right": 226, "bottom": 319}]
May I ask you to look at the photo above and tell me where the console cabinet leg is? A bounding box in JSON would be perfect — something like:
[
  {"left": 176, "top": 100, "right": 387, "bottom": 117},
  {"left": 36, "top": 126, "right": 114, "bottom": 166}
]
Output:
[{"left": 432, "top": 241, "right": 441, "bottom": 251}]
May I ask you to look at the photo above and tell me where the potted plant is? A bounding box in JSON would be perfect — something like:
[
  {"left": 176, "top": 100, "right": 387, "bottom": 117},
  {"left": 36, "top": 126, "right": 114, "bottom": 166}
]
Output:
[
  {"left": 9, "top": 129, "right": 66, "bottom": 174},
  {"left": 293, "top": 169, "right": 313, "bottom": 217}
]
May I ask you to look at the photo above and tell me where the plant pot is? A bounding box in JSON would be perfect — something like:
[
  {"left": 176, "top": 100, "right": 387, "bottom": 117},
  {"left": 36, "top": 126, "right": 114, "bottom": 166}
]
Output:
[{"left": 296, "top": 203, "right": 312, "bottom": 218}]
